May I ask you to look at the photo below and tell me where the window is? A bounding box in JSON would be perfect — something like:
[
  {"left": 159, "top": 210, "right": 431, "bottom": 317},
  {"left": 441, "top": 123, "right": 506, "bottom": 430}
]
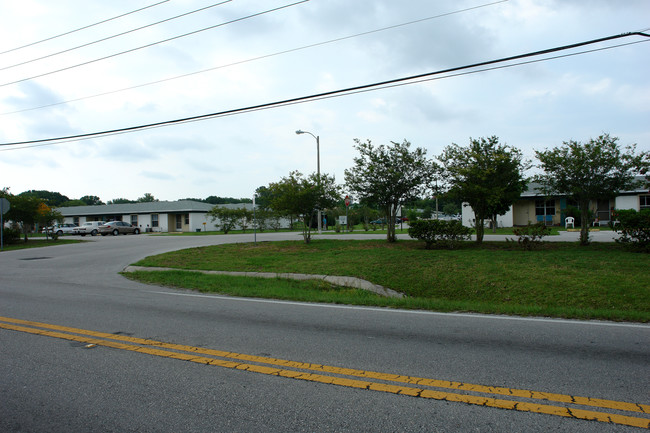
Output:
[
  {"left": 184, "top": 214, "right": 189, "bottom": 225},
  {"left": 131, "top": 215, "right": 138, "bottom": 226},
  {"left": 151, "top": 214, "right": 159, "bottom": 227},
  {"left": 73, "top": 217, "right": 79, "bottom": 225},
  {"left": 535, "top": 199, "right": 555, "bottom": 216},
  {"left": 641, "top": 195, "right": 650, "bottom": 210}
]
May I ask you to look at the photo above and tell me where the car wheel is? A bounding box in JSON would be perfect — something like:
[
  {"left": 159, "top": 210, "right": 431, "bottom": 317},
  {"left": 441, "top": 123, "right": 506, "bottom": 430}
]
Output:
[
  {"left": 91, "top": 229, "right": 98, "bottom": 236},
  {"left": 112, "top": 229, "right": 119, "bottom": 236},
  {"left": 56, "top": 230, "right": 63, "bottom": 236},
  {"left": 133, "top": 228, "right": 140, "bottom": 235}
]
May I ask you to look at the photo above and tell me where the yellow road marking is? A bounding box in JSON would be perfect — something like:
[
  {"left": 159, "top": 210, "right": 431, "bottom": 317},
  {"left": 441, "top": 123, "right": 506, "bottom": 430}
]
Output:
[{"left": 1, "top": 316, "right": 648, "bottom": 429}]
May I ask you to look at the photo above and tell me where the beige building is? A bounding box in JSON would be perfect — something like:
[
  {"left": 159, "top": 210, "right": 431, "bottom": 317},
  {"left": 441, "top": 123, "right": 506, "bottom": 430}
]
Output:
[{"left": 462, "top": 180, "right": 649, "bottom": 228}]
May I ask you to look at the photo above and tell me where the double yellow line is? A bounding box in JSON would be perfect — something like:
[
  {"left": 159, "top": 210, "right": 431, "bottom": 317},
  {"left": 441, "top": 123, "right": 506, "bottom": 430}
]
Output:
[{"left": 1, "top": 315, "right": 648, "bottom": 429}]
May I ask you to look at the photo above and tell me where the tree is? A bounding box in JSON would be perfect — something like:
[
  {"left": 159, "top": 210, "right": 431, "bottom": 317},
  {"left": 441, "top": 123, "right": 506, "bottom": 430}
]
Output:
[
  {"left": 535, "top": 133, "right": 648, "bottom": 246},
  {"left": 137, "top": 193, "right": 158, "bottom": 203},
  {"left": 37, "top": 203, "right": 62, "bottom": 240},
  {"left": 437, "top": 136, "right": 529, "bottom": 243},
  {"left": 344, "top": 139, "right": 435, "bottom": 242},
  {"left": 207, "top": 207, "right": 245, "bottom": 234},
  {"left": 80, "top": 195, "right": 104, "bottom": 205},
  {"left": 267, "top": 171, "right": 340, "bottom": 244},
  {"left": 108, "top": 198, "right": 135, "bottom": 204},
  {"left": 18, "top": 190, "right": 70, "bottom": 207},
  {"left": 3, "top": 193, "right": 42, "bottom": 241}
]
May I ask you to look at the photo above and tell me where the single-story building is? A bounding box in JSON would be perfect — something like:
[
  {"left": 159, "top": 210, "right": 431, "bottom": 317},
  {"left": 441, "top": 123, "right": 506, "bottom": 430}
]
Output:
[
  {"left": 462, "top": 179, "right": 650, "bottom": 228},
  {"left": 56, "top": 200, "right": 256, "bottom": 233}
]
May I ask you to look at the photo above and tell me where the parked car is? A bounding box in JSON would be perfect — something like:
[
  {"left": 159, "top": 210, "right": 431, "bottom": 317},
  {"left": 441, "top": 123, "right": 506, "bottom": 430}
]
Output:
[
  {"left": 45, "top": 223, "right": 78, "bottom": 236},
  {"left": 370, "top": 218, "right": 403, "bottom": 225},
  {"left": 98, "top": 221, "right": 140, "bottom": 236},
  {"left": 74, "top": 221, "right": 105, "bottom": 236}
]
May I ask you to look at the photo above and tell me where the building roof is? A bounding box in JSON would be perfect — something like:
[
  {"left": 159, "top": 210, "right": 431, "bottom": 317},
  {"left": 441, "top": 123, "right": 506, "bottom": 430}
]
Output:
[
  {"left": 56, "top": 200, "right": 216, "bottom": 217},
  {"left": 520, "top": 176, "right": 648, "bottom": 198}
]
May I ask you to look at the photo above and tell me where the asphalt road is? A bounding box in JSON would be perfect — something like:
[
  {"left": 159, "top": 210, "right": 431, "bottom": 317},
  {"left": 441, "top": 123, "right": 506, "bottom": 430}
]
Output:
[{"left": 1, "top": 232, "right": 648, "bottom": 432}]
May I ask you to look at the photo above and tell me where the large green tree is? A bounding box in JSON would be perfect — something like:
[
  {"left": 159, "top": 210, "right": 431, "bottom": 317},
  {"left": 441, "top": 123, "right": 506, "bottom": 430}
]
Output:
[
  {"left": 535, "top": 133, "right": 648, "bottom": 246},
  {"left": 344, "top": 139, "right": 435, "bottom": 242},
  {"left": 267, "top": 171, "right": 340, "bottom": 244},
  {"left": 437, "top": 136, "right": 529, "bottom": 243}
]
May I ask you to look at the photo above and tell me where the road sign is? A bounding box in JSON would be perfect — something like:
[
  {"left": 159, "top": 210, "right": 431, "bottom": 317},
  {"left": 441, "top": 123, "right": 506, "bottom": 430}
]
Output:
[
  {"left": 344, "top": 195, "right": 350, "bottom": 207},
  {"left": 0, "top": 198, "right": 9, "bottom": 214}
]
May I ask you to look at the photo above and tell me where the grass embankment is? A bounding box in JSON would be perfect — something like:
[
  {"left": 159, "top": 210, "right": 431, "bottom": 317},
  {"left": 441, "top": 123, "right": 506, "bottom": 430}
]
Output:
[{"left": 125, "top": 240, "right": 649, "bottom": 322}]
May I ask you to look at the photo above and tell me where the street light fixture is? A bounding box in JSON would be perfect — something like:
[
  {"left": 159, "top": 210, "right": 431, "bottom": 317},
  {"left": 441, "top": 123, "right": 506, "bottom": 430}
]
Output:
[{"left": 295, "top": 129, "right": 322, "bottom": 234}]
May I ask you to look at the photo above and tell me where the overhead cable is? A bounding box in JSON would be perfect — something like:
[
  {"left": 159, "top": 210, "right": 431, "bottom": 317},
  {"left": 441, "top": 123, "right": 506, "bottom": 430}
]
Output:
[
  {"left": 0, "top": 0, "right": 309, "bottom": 88},
  {"left": 0, "top": 0, "right": 232, "bottom": 72},
  {"left": 1, "top": 0, "right": 509, "bottom": 116},
  {"left": 0, "top": 1, "right": 170, "bottom": 55},
  {"left": 1, "top": 31, "right": 648, "bottom": 149}
]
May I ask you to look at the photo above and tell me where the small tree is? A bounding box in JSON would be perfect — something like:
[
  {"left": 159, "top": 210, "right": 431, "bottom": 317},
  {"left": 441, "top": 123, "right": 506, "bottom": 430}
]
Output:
[
  {"left": 207, "top": 206, "right": 243, "bottom": 234},
  {"left": 267, "top": 171, "right": 340, "bottom": 243},
  {"left": 37, "top": 203, "right": 62, "bottom": 240},
  {"left": 238, "top": 208, "right": 253, "bottom": 233},
  {"left": 437, "top": 136, "right": 529, "bottom": 244},
  {"left": 535, "top": 134, "right": 648, "bottom": 246},
  {"left": 345, "top": 139, "right": 435, "bottom": 243},
  {"left": 5, "top": 194, "right": 42, "bottom": 242}
]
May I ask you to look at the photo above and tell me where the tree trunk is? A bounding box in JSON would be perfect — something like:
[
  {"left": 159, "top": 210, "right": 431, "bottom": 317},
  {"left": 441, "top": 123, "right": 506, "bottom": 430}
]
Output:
[
  {"left": 579, "top": 200, "right": 590, "bottom": 246},
  {"left": 386, "top": 205, "right": 396, "bottom": 243},
  {"left": 474, "top": 217, "right": 485, "bottom": 244}
]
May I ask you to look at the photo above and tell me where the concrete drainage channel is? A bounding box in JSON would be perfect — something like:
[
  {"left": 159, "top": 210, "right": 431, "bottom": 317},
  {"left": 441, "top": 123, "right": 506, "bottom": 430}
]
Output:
[{"left": 122, "top": 266, "right": 404, "bottom": 298}]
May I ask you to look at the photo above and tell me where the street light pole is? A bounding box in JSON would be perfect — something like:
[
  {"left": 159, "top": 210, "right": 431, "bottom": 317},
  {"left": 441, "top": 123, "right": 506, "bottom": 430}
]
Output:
[{"left": 295, "top": 129, "right": 322, "bottom": 234}]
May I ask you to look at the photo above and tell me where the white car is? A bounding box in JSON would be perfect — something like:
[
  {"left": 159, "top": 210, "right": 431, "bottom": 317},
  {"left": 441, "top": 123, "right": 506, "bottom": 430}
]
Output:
[
  {"left": 74, "top": 221, "right": 105, "bottom": 236},
  {"left": 46, "top": 223, "right": 78, "bottom": 236}
]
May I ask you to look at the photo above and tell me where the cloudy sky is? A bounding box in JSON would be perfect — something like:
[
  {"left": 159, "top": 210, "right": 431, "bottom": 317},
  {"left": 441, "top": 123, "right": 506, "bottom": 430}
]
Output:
[{"left": 1, "top": 0, "right": 648, "bottom": 203}]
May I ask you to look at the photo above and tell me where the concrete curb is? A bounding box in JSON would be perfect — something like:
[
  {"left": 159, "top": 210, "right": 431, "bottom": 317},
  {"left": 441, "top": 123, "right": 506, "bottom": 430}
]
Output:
[{"left": 123, "top": 266, "right": 404, "bottom": 298}]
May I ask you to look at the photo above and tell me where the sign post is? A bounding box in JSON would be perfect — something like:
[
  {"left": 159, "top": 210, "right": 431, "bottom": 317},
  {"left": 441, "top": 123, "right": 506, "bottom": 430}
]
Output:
[
  {"left": 1, "top": 198, "right": 10, "bottom": 251},
  {"left": 344, "top": 195, "right": 350, "bottom": 232}
]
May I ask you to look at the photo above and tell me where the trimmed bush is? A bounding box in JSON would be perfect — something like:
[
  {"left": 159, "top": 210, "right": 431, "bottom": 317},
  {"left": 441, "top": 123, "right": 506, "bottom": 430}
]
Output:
[
  {"left": 408, "top": 219, "right": 472, "bottom": 249},
  {"left": 613, "top": 209, "right": 650, "bottom": 252},
  {"left": 512, "top": 222, "right": 551, "bottom": 250}
]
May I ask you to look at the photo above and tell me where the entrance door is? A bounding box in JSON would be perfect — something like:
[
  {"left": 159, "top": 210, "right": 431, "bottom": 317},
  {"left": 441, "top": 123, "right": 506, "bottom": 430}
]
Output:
[{"left": 175, "top": 214, "right": 182, "bottom": 231}]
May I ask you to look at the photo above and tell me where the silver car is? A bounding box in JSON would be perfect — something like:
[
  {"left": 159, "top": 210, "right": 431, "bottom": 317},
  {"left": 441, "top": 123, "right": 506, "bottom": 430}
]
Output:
[
  {"left": 98, "top": 221, "right": 141, "bottom": 236},
  {"left": 46, "top": 223, "right": 78, "bottom": 236}
]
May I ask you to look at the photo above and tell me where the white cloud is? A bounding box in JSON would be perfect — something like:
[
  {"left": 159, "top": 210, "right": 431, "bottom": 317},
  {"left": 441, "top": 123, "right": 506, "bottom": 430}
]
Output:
[{"left": 0, "top": 0, "right": 648, "bottom": 201}]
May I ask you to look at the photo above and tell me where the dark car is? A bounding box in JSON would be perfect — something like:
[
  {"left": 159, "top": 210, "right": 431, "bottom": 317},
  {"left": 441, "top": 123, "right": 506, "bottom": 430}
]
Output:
[{"left": 98, "top": 221, "right": 140, "bottom": 236}]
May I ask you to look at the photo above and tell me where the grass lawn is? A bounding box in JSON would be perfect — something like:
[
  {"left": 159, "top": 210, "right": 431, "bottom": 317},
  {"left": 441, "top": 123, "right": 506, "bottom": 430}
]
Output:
[
  {"left": 0, "top": 238, "right": 82, "bottom": 251},
  {"left": 126, "top": 239, "right": 649, "bottom": 322}
]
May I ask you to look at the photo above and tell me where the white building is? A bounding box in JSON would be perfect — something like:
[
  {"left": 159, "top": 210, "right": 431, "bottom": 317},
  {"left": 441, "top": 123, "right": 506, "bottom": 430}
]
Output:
[{"left": 56, "top": 200, "right": 252, "bottom": 233}]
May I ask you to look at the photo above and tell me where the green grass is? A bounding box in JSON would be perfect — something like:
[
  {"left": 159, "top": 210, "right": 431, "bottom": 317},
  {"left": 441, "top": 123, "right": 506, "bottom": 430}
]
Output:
[
  {"left": 152, "top": 229, "right": 300, "bottom": 236},
  {"left": 0, "top": 238, "right": 82, "bottom": 251},
  {"left": 127, "top": 239, "right": 650, "bottom": 322}
]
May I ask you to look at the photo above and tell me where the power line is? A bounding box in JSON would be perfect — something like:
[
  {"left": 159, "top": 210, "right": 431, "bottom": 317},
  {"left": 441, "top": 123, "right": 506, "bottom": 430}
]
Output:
[
  {"left": 1, "top": 0, "right": 509, "bottom": 116},
  {"left": 5, "top": 41, "right": 647, "bottom": 153},
  {"left": 0, "top": 1, "right": 309, "bottom": 89},
  {"left": 0, "top": 0, "right": 232, "bottom": 72},
  {"left": 0, "top": 1, "right": 170, "bottom": 55},
  {"left": 1, "top": 31, "right": 648, "bottom": 149}
]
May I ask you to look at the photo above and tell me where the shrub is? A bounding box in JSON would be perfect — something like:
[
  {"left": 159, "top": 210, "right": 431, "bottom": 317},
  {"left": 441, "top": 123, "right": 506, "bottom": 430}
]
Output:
[
  {"left": 613, "top": 209, "right": 650, "bottom": 252},
  {"left": 408, "top": 219, "right": 472, "bottom": 249},
  {"left": 1, "top": 227, "right": 21, "bottom": 245},
  {"left": 512, "top": 222, "right": 551, "bottom": 250}
]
